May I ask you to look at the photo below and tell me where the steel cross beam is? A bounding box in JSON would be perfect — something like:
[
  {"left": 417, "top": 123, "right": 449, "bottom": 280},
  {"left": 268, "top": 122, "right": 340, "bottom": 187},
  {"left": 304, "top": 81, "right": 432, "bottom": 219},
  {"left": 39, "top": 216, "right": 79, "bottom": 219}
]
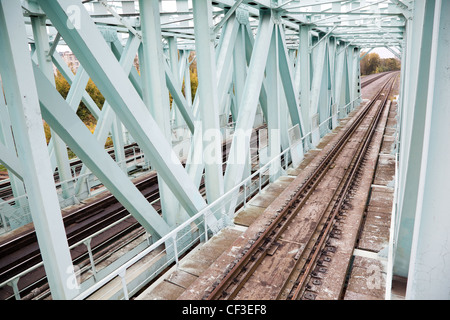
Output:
[
  {"left": 33, "top": 62, "right": 171, "bottom": 238},
  {"left": 0, "top": 79, "right": 26, "bottom": 203},
  {"left": 73, "top": 32, "right": 141, "bottom": 197}
]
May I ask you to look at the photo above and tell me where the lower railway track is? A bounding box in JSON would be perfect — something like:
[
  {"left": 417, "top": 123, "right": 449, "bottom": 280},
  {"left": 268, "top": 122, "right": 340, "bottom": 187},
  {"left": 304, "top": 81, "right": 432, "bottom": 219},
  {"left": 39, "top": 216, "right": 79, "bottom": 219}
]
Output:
[
  {"left": 203, "top": 73, "right": 397, "bottom": 300},
  {"left": 0, "top": 124, "right": 269, "bottom": 300},
  {"left": 0, "top": 143, "right": 142, "bottom": 200}
]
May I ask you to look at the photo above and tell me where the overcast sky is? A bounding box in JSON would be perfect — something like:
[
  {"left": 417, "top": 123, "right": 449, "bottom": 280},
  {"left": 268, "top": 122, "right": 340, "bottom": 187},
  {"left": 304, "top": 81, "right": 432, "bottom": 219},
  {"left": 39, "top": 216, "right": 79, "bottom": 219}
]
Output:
[{"left": 367, "top": 47, "right": 398, "bottom": 59}]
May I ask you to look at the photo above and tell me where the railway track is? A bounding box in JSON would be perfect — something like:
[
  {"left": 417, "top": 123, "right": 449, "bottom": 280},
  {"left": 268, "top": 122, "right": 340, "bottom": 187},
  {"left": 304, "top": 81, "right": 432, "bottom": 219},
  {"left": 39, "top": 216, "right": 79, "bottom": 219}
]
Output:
[
  {"left": 361, "top": 72, "right": 392, "bottom": 89},
  {"left": 0, "top": 173, "right": 158, "bottom": 300},
  {"left": 0, "top": 124, "right": 268, "bottom": 300},
  {"left": 0, "top": 143, "right": 143, "bottom": 200},
  {"left": 203, "top": 74, "right": 397, "bottom": 300}
]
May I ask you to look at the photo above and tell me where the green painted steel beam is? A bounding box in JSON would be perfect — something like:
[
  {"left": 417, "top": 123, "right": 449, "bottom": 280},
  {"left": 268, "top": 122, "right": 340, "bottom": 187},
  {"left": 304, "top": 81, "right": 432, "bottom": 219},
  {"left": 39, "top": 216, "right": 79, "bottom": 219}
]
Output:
[
  {"left": 164, "top": 61, "right": 195, "bottom": 133},
  {"left": 31, "top": 14, "right": 73, "bottom": 199},
  {"left": 74, "top": 33, "right": 141, "bottom": 197},
  {"left": 138, "top": 0, "right": 184, "bottom": 227},
  {"left": 192, "top": 0, "right": 225, "bottom": 204},
  {"left": 395, "top": 0, "right": 435, "bottom": 280},
  {"left": 224, "top": 10, "right": 274, "bottom": 196},
  {"left": 0, "top": 142, "right": 23, "bottom": 180},
  {"left": 299, "top": 24, "right": 311, "bottom": 137},
  {"left": 277, "top": 24, "right": 305, "bottom": 134},
  {"left": 405, "top": 0, "right": 450, "bottom": 299},
  {"left": 167, "top": 36, "right": 184, "bottom": 129},
  {"left": 265, "top": 24, "right": 282, "bottom": 182}
]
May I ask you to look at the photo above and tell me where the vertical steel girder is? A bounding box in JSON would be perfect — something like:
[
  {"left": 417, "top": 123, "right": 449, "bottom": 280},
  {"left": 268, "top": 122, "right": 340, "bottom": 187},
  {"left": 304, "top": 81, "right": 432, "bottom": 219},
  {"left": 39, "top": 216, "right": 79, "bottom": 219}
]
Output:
[
  {"left": 405, "top": 0, "right": 450, "bottom": 299},
  {"left": 168, "top": 36, "right": 183, "bottom": 129},
  {"left": 0, "top": 0, "right": 77, "bottom": 300},
  {"left": 192, "top": 0, "right": 225, "bottom": 204},
  {"left": 334, "top": 44, "right": 348, "bottom": 116},
  {"left": 232, "top": 18, "right": 246, "bottom": 121},
  {"left": 183, "top": 10, "right": 240, "bottom": 207},
  {"left": 395, "top": 0, "right": 435, "bottom": 279},
  {"left": 394, "top": 0, "right": 450, "bottom": 300},
  {"left": 137, "top": 0, "right": 181, "bottom": 227},
  {"left": 31, "top": 15, "right": 73, "bottom": 199},
  {"left": 232, "top": 18, "right": 251, "bottom": 179},
  {"left": 299, "top": 25, "right": 311, "bottom": 136},
  {"left": 266, "top": 23, "right": 282, "bottom": 181},
  {"left": 310, "top": 38, "right": 327, "bottom": 147},
  {"left": 181, "top": 50, "right": 193, "bottom": 109}
]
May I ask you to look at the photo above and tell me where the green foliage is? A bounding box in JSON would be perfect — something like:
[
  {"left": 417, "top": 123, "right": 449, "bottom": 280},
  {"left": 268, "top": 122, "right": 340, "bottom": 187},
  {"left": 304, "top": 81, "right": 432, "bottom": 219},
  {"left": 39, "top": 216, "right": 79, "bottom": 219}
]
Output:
[
  {"left": 360, "top": 52, "right": 401, "bottom": 75},
  {"left": 179, "top": 52, "right": 198, "bottom": 104},
  {"left": 52, "top": 68, "right": 105, "bottom": 159},
  {"left": 54, "top": 69, "right": 104, "bottom": 126},
  {"left": 50, "top": 53, "right": 197, "bottom": 160},
  {"left": 83, "top": 78, "right": 105, "bottom": 121},
  {"left": 43, "top": 121, "right": 52, "bottom": 144},
  {"left": 54, "top": 69, "right": 71, "bottom": 100},
  {"left": 189, "top": 67, "right": 198, "bottom": 103},
  {"left": 360, "top": 52, "right": 381, "bottom": 75},
  {"left": 376, "top": 58, "right": 401, "bottom": 73}
]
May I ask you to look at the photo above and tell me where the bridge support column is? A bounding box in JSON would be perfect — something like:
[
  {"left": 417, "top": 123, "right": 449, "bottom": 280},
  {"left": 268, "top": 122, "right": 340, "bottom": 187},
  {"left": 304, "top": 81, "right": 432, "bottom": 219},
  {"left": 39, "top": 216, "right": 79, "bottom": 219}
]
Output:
[
  {"left": 192, "top": 0, "right": 225, "bottom": 205},
  {"left": 299, "top": 25, "right": 311, "bottom": 141},
  {"left": 224, "top": 10, "right": 274, "bottom": 196},
  {"left": 401, "top": 0, "right": 450, "bottom": 300},
  {"left": 266, "top": 23, "right": 282, "bottom": 182},
  {"left": 138, "top": 0, "right": 184, "bottom": 227},
  {"left": 0, "top": 0, "right": 77, "bottom": 299},
  {"left": 394, "top": 0, "right": 437, "bottom": 280}
]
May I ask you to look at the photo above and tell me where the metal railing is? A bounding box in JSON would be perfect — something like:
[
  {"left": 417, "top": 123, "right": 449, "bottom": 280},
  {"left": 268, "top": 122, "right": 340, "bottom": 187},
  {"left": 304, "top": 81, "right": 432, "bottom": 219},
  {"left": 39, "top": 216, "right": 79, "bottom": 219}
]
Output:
[
  {"left": 73, "top": 146, "right": 293, "bottom": 300},
  {"left": 0, "top": 144, "right": 145, "bottom": 235}
]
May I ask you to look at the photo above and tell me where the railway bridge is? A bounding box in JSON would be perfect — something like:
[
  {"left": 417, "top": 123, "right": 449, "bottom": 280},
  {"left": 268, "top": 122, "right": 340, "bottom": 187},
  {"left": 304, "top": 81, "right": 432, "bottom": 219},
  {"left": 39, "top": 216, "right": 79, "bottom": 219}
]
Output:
[{"left": 0, "top": 0, "right": 448, "bottom": 301}]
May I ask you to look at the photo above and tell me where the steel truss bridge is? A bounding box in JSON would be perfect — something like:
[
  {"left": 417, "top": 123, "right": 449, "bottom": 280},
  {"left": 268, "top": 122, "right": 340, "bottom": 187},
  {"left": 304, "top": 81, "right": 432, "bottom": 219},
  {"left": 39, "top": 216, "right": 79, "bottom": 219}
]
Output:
[{"left": 0, "top": 0, "right": 448, "bottom": 300}]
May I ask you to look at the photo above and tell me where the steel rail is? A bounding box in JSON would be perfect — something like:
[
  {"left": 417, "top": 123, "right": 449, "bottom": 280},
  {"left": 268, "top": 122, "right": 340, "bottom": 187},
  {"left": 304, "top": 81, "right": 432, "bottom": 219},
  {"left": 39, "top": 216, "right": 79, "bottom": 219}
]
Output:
[
  {"left": 205, "top": 74, "right": 397, "bottom": 300},
  {"left": 288, "top": 75, "right": 397, "bottom": 300},
  {"left": 361, "top": 71, "right": 392, "bottom": 89}
]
